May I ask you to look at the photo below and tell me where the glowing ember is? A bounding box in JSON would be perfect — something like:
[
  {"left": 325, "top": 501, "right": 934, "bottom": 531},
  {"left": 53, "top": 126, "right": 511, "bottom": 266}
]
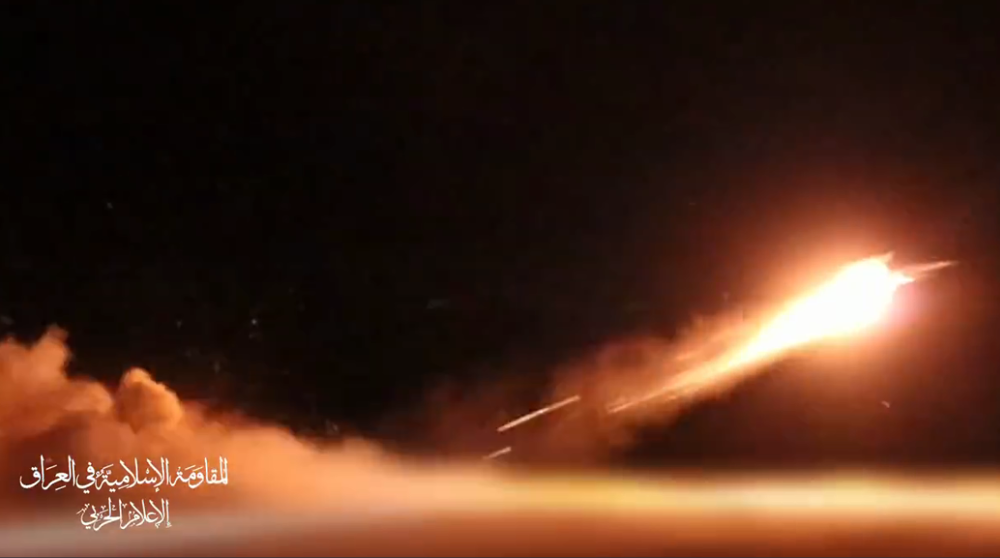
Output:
[{"left": 497, "top": 396, "right": 581, "bottom": 433}]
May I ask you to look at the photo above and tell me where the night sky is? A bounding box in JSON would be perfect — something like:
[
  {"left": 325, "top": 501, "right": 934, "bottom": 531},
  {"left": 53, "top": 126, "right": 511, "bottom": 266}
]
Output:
[{"left": 5, "top": 3, "right": 1000, "bottom": 468}]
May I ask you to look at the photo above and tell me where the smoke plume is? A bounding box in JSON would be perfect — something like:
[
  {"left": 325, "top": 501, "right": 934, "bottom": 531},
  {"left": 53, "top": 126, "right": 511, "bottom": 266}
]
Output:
[{"left": 0, "top": 327, "right": 495, "bottom": 523}]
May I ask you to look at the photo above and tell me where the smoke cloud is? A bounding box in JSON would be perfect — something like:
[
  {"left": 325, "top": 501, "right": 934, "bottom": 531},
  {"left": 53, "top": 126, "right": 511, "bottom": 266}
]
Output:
[
  {"left": 470, "top": 309, "right": 772, "bottom": 463},
  {"left": 0, "top": 328, "right": 496, "bottom": 522},
  {"left": 4, "top": 304, "right": 1000, "bottom": 557}
]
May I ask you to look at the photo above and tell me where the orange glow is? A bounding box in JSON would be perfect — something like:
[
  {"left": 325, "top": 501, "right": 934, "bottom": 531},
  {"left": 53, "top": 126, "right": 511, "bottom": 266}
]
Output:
[
  {"left": 609, "top": 255, "right": 916, "bottom": 413},
  {"left": 729, "top": 255, "right": 913, "bottom": 367}
]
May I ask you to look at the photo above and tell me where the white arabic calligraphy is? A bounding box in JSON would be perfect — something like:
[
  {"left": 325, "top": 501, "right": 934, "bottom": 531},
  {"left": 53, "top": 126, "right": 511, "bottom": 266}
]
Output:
[
  {"left": 19, "top": 455, "right": 229, "bottom": 493},
  {"left": 77, "top": 498, "right": 172, "bottom": 531},
  {"left": 20, "top": 455, "right": 229, "bottom": 529}
]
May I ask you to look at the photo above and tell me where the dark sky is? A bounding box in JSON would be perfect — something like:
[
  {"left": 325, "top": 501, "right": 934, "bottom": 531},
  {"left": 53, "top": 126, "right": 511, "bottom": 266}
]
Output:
[{"left": 4, "top": 2, "right": 1000, "bottom": 467}]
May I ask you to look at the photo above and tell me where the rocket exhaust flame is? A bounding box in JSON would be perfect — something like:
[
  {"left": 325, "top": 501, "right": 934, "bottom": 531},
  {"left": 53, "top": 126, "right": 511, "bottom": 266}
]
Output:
[
  {"left": 608, "top": 254, "right": 917, "bottom": 414},
  {"left": 492, "top": 255, "right": 953, "bottom": 454}
]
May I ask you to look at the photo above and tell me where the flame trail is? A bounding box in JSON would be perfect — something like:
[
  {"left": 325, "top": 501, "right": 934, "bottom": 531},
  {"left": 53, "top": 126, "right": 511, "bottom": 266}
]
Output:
[
  {"left": 483, "top": 446, "right": 512, "bottom": 460},
  {"left": 609, "top": 254, "right": 921, "bottom": 413},
  {"left": 497, "top": 395, "right": 581, "bottom": 433},
  {"left": 495, "top": 254, "right": 953, "bottom": 443}
]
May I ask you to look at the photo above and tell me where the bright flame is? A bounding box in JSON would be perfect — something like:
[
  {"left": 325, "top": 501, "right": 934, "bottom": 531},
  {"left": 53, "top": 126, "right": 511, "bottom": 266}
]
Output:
[
  {"left": 729, "top": 255, "right": 913, "bottom": 367},
  {"left": 492, "top": 254, "right": 943, "bottom": 449},
  {"left": 608, "top": 255, "right": 916, "bottom": 414}
]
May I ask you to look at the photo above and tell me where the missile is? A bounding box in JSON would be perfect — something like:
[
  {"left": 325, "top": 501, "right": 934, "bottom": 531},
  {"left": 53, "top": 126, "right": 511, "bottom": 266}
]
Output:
[
  {"left": 898, "top": 260, "right": 957, "bottom": 280},
  {"left": 871, "top": 252, "right": 955, "bottom": 281}
]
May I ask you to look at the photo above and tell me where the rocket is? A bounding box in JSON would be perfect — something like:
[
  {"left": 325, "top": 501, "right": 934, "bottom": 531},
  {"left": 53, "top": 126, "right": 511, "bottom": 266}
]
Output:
[
  {"left": 872, "top": 252, "right": 956, "bottom": 281},
  {"left": 898, "top": 260, "right": 957, "bottom": 280}
]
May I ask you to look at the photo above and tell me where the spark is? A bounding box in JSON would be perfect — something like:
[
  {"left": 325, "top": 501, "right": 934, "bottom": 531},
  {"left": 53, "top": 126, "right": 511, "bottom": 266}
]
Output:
[
  {"left": 483, "top": 446, "right": 512, "bottom": 460},
  {"left": 497, "top": 395, "right": 582, "bottom": 432}
]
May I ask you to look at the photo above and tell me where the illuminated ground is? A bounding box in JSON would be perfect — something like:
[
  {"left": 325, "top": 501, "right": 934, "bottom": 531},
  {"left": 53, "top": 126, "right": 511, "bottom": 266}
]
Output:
[{"left": 7, "top": 473, "right": 1000, "bottom": 557}]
